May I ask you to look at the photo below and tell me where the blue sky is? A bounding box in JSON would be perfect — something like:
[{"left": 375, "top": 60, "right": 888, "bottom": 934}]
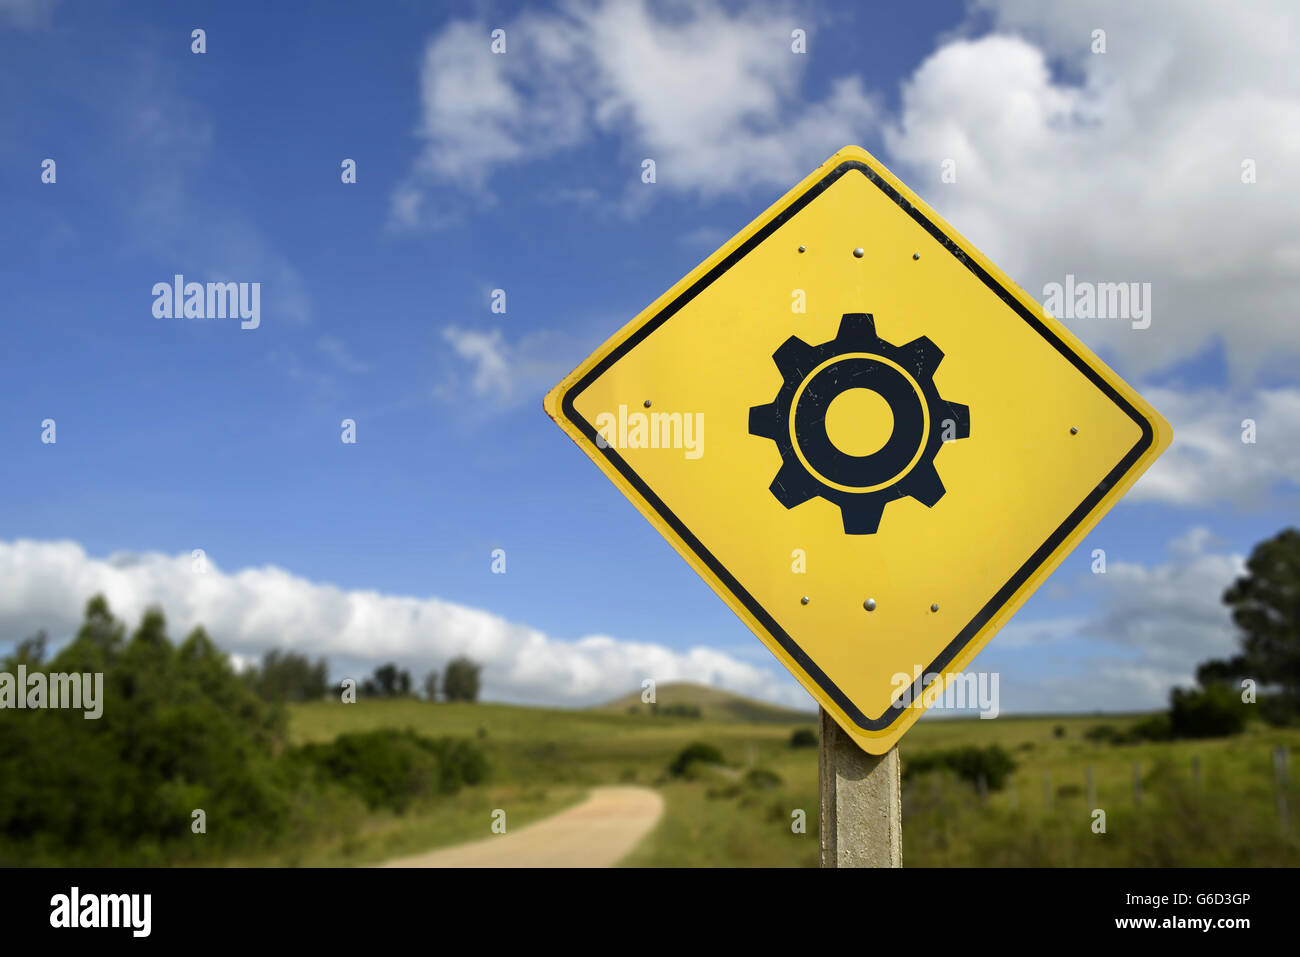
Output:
[{"left": 2, "top": 0, "right": 1297, "bottom": 714}]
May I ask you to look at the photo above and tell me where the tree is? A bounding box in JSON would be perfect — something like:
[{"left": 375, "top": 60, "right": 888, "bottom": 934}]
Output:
[
  {"left": 77, "top": 594, "right": 126, "bottom": 656},
  {"left": 360, "top": 662, "right": 413, "bottom": 698},
  {"left": 1193, "top": 528, "right": 1300, "bottom": 726},
  {"left": 1195, "top": 654, "right": 1251, "bottom": 688},
  {"left": 1222, "top": 528, "right": 1300, "bottom": 703},
  {"left": 423, "top": 670, "right": 439, "bottom": 702},
  {"left": 0, "top": 595, "right": 289, "bottom": 864},
  {"left": 4, "top": 630, "right": 46, "bottom": 668},
  {"left": 442, "top": 657, "right": 481, "bottom": 703},
  {"left": 376, "top": 663, "right": 399, "bottom": 696},
  {"left": 246, "top": 650, "right": 329, "bottom": 703}
]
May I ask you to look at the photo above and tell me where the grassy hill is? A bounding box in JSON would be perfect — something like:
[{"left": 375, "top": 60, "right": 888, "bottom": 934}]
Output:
[
  {"left": 596, "top": 681, "right": 816, "bottom": 724},
  {"left": 279, "top": 698, "right": 1300, "bottom": 867}
]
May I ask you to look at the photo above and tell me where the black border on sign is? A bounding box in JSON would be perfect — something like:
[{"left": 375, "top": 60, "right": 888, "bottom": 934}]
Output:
[{"left": 560, "top": 160, "right": 1155, "bottom": 732}]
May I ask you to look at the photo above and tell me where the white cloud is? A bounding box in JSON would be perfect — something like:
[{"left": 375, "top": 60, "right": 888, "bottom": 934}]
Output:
[
  {"left": 884, "top": 0, "right": 1300, "bottom": 382},
  {"left": 0, "top": 530, "right": 1257, "bottom": 715},
  {"left": 577, "top": 3, "right": 874, "bottom": 195},
  {"left": 410, "top": 16, "right": 588, "bottom": 187},
  {"left": 678, "top": 225, "right": 729, "bottom": 251},
  {"left": 389, "top": 187, "right": 424, "bottom": 228},
  {"left": 1129, "top": 386, "right": 1300, "bottom": 507},
  {"left": 992, "top": 616, "right": 1089, "bottom": 650},
  {"left": 398, "top": 0, "right": 1300, "bottom": 389},
  {"left": 392, "top": 0, "right": 876, "bottom": 221},
  {"left": 0, "top": 540, "right": 811, "bottom": 710},
  {"left": 981, "top": 526, "right": 1246, "bottom": 713},
  {"left": 999, "top": 664, "right": 1191, "bottom": 716},
  {"left": 441, "top": 327, "right": 513, "bottom": 401},
  {"left": 1082, "top": 528, "right": 1245, "bottom": 675},
  {"left": 438, "top": 325, "right": 578, "bottom": 411}
]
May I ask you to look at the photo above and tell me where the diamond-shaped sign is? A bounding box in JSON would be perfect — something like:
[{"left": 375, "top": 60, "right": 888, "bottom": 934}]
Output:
[{"left": 544, "top": 145, "right": 1171, "bottom": 753}]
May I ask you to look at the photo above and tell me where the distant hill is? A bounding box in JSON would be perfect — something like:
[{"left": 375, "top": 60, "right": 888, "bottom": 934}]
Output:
[{"left": 597, "top": 682, "right": 815, "bottom": 724}]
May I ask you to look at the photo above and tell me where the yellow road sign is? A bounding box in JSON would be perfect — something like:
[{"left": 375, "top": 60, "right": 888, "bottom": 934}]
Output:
[{"left": 544, "top": 145, "right": 1171, "bottom": 753}]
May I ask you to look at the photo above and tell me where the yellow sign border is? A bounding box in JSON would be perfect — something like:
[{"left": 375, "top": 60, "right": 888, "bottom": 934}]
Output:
[{"left": 544, "top": 145, "right": 1172, "bottom": 753}]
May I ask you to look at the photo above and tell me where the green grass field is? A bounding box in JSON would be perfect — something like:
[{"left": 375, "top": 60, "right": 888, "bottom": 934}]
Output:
[{"left": 283, "top": 689, "right": 1300, "bottom": 867}]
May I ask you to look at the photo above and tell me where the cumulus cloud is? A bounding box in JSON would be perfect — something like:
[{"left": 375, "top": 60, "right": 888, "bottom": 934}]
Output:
[
  {"left": 1001, "top": 664, "right": 1195, "bottom": 716},
  {"left": 0, "top": 540, "right": 811, "bottom": 710},
  {"left": 404, "top": 0, "right": 1298, "bottom": 379},
  {"left": 398, "top": 0, "right": 1300, "bottom": 389},
  {"left": 1082, "top": 526, "right": 1245, "bottom": 676},
  {"left": 981, "top": 526, "right": 1246, "bottom": 713},
  {"left": 884, "top": 0, "right": 1300, "bottom": 382},
  {"left": 0, "top": 529, "right": 1260, "bottom": 715},
  {"left": 1129, "top": 386, "right": 1300, "bottom": 507},
  {"left": 392, "top": 0, "right": 876, "bottom": 220}
]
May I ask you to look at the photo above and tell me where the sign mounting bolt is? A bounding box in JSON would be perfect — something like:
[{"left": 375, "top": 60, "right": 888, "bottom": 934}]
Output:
[
  {"left": 852, "top": 247, "right": 865, "bottom": 258},
  {"left": 644, "top": 399, "right": 653, "bottom": 408},
  {"left": 1070, "top": 426, "right": 1079, "bottom": 435},
  {"left": 798, "top": 245, "right": 807, "bottom": 253},
  {"left": 801, "top": 596, "right": 810, "bottom": 605},
  {"left": 930, "top": 603, "right": 940, "bottom": 613},
  {"left": 864, "top": 598, "right": 877, "bottom": 612}
]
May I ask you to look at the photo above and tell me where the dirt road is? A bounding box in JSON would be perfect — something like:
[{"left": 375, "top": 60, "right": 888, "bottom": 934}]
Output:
[{"left": 380, "top": 786, "right": 664, "bottom": 868}]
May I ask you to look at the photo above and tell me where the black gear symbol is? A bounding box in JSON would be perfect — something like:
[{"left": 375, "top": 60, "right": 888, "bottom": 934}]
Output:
[{"left": 748, "top": 312, "right": 970, "bottom": 534}]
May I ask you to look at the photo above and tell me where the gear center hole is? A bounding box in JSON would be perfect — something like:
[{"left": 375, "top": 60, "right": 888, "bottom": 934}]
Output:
[{"left": 824, "top": 388, "right": 894, "bottom": 458}]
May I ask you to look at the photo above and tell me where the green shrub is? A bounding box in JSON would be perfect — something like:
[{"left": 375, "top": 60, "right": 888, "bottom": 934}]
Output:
[
  {"left": 668, "top": 741, "right": 725, "bottom": 777},
  {"left": 1126, "top": 713, "right": 1174, "bottom": 742},
  {"left": 903, "top": 745, "right": 1017, "bottom": 790},
  {"left": 1084, "top": 724, "right": 1123, "bottom": 745},
  {"left": 292, "top": 729, "right": 487, "bottom": 812},
  {"left": 744, "top": 768, "right": 783, "bottom": 789},
  {"left": 1169, "top": 686, "right": 1248, "bottom": 738},
  {"left": 1259, "top": 695, "right": 1300, "bottom": 727},
  {"left": 789, "top": 727, "right": 818, "bottom": 749}
]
